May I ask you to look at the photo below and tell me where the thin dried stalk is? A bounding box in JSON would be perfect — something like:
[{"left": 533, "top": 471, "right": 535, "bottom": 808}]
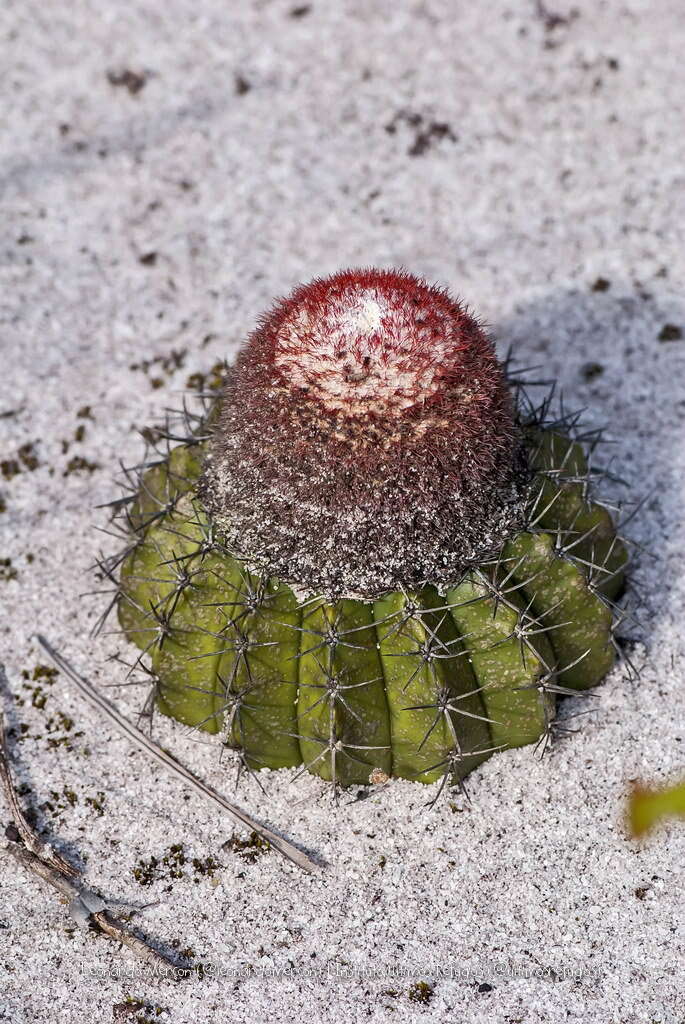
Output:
[
  {"left": 0, "top": 712, "right": 78, "bottom": 878},
  {"left": 36, "top": 635, "right": 320, "bottom": 874},
  {"left": 0, "top": 670, "right": 178, "bottom": 971},
  {"left": 6, "top": 845, "right": 174, "bottom": 972}
]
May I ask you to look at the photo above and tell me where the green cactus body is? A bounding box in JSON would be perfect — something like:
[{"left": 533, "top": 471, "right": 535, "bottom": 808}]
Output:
[
  {"left": 374, "top": 588, "right": 491, "bottom": 784},
  {"left": 446, "top": 573, "right": 554, "bottom": 750},
  {"left": 114, "top": 421, "right": 627, "bottom": 788},
  {"left": 106, "top": 268, "right": 631, "bottom": 793}
]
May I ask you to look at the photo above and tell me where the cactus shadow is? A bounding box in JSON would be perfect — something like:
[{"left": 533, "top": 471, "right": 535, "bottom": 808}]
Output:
[{"left": 493, "top": 282, "right": 685, "bottom": 664}]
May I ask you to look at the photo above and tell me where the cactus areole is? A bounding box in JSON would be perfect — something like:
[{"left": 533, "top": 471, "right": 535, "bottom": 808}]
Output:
[{"left": 112, "top": 269, "right": 629, "bottom": 790}]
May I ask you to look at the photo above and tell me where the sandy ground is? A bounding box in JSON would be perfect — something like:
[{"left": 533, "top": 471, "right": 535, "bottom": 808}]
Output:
[{"left": 1, "top": 1, "right": 684, "bottom": 1021}]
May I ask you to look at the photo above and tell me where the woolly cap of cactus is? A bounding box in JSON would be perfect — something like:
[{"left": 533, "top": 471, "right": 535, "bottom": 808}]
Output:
[{"left": 201, "top": 267, "right": 528, "bottom": 599}]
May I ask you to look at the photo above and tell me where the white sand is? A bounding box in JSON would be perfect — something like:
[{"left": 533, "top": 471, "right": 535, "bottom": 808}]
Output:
[{"left": 1, "top": 1, "right": 684, "bottom": 1020}]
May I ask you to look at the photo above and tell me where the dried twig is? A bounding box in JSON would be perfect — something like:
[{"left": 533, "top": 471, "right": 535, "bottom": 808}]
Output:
[
  {"left": 0, "top": 674, "right": 178, "bottom": 972},
  {"left": 5, "top": 844, "right": 174, "bottom": 971},
  {"left": 0, "top": 711, "right": 78, "bottom": 879},
  {"left": 35, "top": 635, "right": 321, "bottom": 874}
]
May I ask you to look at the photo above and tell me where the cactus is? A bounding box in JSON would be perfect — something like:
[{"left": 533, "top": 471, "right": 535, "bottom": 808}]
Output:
[{"left": 103, "top": 269, "right": 631, "bottom": 795}]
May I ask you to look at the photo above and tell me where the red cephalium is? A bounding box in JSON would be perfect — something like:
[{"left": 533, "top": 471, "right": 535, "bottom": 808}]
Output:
[{"left": 200, "top": 268, "right": 528, "bottom": 599}]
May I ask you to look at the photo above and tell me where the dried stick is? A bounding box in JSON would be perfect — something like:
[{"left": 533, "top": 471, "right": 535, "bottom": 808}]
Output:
[
  {"left": 35, "top": 635, "right": 320, "bottom": 874},
  {"left": 0, "top": 685, "right": 178, "bottom": 972},
  {"left": 6, "top": 845, "right": 174, "bottom": 971},
  {"left": 0, "top": 711, "right": 78, "bottom": 879}
]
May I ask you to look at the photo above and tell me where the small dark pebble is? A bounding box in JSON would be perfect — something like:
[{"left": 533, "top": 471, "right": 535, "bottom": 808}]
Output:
[
  {"left": 582, "top": 361, "right": 604, "bottom": 380},
  {"left": 658, "top": 323, "right": 682, "bottom": 342},
  {"left": 0, "top": 460, "right": 20, "bottom": 481},
  {"left": 591, "top": 277, "right": 610, "bottom": 292},
  {"left": 107, "top": 69, "right": 147, "bottom": 95},
  {"left": 409, "top": 121, "right": 456, "bottom": 157},
  {"left": 290, "top": 4, "right": 311, "bottom": 16},
  {"left": 235, "top": 74, "right": 251, "bottom": 95},
  {"left": 139, "top": 251, "right": 157, "bottom": 267},
  {"left": 477, "top": 982, "right": 493, "bottom": 993},
  {"left": 112, "top": 999, "right": 145, "bottom": 1020},
  {"left": 63, "top": 455, "right": 100, "bottom": 476},
  {"left": 0, "top": 557, "right": 18, "bottom": 582}
]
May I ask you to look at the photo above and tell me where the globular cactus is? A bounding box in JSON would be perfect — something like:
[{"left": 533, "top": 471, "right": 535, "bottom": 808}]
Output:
[{"left": 104, "top": 268, "right": 631, "bottom": 796}]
